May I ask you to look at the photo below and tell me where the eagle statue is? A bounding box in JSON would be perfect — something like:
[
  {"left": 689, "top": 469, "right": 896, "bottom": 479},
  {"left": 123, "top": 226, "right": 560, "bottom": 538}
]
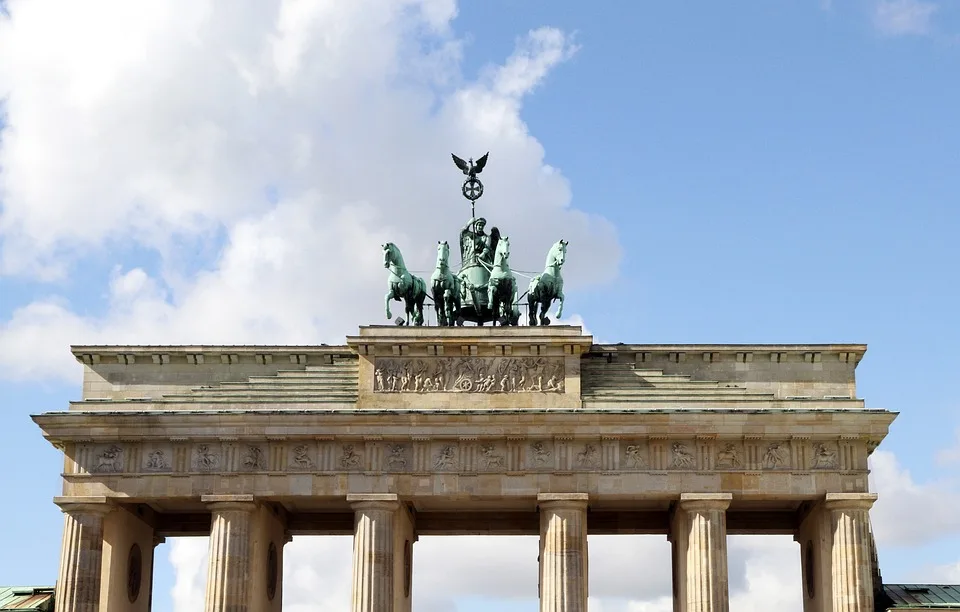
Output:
[{"left": 451, "top": 152, "right": 489, "bottom": 179}]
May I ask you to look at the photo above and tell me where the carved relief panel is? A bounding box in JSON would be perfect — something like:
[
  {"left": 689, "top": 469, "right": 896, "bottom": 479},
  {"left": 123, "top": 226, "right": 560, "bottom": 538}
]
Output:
[{"left": 373, "top": 357, "right": 565, "bottom": 393}]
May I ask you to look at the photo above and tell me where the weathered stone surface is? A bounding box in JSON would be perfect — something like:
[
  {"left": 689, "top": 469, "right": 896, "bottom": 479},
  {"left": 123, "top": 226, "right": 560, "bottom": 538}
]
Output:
[
  {"left": 54, "top": 498, "right": 112, "bottom": 612},
  {"left": 39, "top": 327, "right": 895, "bottom": 611}
]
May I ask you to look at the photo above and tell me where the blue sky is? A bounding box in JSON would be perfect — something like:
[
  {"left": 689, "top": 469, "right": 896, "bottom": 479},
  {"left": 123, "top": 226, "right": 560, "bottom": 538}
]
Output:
[{"left": 1, "top": 1, "right": 959, "bottom": 610}]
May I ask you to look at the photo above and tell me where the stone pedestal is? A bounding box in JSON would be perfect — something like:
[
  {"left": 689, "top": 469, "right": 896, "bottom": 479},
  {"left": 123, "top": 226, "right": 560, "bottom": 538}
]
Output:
[
  {"left": 55, "top": 498, "right": 112, "bottom": 612},
  {"left": 826, "top": 493, "right": 877, "bottom": 612},
  {"left": 203, "top": 495, "right": 257, "bottom": 612},
  {"left": 538, "top": 493, "right": 589, "bottom": 612},
  {"left": 670, "top": 493, "right": 731, "bottom": 612},
  {"left": 349, "top": 494, "right": 401, "bottom": 612}
]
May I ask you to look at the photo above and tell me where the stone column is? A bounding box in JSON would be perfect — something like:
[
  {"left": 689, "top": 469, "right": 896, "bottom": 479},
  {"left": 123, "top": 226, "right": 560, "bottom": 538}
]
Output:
[
  {"left": 348, "top": 493, "right": 401, "bottom": 612},
  {"left": 670, "top": 493, "right": 732, "bottom": 612},
  {"left": 538, "top": 493, "right": 589, "bottom": 612},
  {"left": 202, "top": 494, "right": 257, "bottom": 612},
  {"left": 54, "top": 497, "right": 113, "bottom": 612},
  {"left": 825, "top": 493, "right": 877, "bottom": 612}
]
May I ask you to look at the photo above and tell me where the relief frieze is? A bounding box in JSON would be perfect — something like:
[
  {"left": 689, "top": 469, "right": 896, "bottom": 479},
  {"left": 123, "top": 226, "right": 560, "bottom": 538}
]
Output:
[
  {"left": 763, "top": 442, "right": 789, "bottom": 469},
  {"left": 373, "top": 357, "right": 565, "bottom": 393},
  {"left": 289, "top": 444, "right": 315, "bottom": 470},
  {"left": 69, "top": 438, "right": 857, "bottom": 476}
]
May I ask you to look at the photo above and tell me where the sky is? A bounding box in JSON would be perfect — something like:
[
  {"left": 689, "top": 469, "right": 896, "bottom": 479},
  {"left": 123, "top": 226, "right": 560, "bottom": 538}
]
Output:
[{"left": 0, "top": 0, "right": 959, "bottom": 610}]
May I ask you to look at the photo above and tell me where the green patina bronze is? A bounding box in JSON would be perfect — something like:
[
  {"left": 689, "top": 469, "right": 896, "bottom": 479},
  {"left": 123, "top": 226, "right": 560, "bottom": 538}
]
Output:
[
  {"left": 380, "top": 152, "right": 569, "bottom": 326},
  {"left": 527, "top": 239, "right": 567, "bottom": 326},
  {"left": 487, "top": 236, "right": 520, "bottom": 326},
  {"left": 383, "top": 242, "right": 427, "bottom": 326},
  {"left": 430, "top": 240, "right": 461, "bottom": 327}
]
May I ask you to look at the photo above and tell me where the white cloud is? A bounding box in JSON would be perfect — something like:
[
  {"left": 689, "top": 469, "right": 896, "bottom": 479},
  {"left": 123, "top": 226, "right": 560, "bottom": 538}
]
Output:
[
  {"left": 0, "top": 0, "right": 621, "bottom": 383},
  {"left": 872, "top": 0, "right": 938, "bottom": 37},
  {"left": 869, "top": 449, "right": 960, "bottom": 547},
  {"left": 168, "top": 534, "right": 805, "bottom": 612}
]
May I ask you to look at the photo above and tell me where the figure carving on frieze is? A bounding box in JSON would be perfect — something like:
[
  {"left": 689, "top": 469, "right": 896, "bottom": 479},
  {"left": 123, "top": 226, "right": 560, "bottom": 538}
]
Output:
[
  {"left": 716, "top": 444, "right": 743, "bottom": 469},
  {"left": 576, "top": 444, "right": 600, "bottom": 468},
  {"left": 763, "top": 443, "right": 788, "bottom": 469},
  {"left": 478, "top": 444, "right": 504, "bottom": 469},
  {"left": 145, "top": 450, "right": 168, "bottom": 471},
  {"left": 292, "top": 445, "right": 314, "bottom": 469},
  {"left": 94, "top": 445, "right": 124, "bottom": 473},
  {"left": 531, "top": 442, "right": 553, "bottom": 466},
  {"left": 243, "top": 445, "right": 266, "bottom": 471},
  {"left": 812, "top": 443, "right": 838, "bottom": 469},
  {"left": 434, "top": 445, "right": 457, "bottom": 470},
  {"left": 196, "top": 445, "right": 219, "bottom": 472},
  {"left": 624, "top": 444, "right": 647, "bottom": 468},
  {"left": 387, "top": 444, "right": 407, "bottom": 470},
  {"left": 374, "top": 357, "right": 565, "bottom": 394},
  {"left": 339, "top": 445, "right": 362, "bottom": 470},
  {"left": 671, "top": 443, "right": 695, "bottom": 469}
]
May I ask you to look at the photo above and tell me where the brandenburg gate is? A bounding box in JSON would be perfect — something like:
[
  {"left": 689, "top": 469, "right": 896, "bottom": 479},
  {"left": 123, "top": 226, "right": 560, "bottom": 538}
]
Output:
[{"left": 34, "top": 326, "right": 895, "bottom": 612}]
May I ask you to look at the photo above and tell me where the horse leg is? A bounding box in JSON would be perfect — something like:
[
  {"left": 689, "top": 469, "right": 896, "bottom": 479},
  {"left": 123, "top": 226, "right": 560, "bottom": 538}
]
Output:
[
  {"left": 555, "top": 288, "right": 565, "bottom": 319},
  {"left": 433, "top": 285, "right": 446, "bottom": 326},
  {"left": 528, "top": 294, "right": 538, "bottom": 326},
  {"left": 385, "top": 290, "right": 393, "bottom": 320},
  {"left": 415, "top": 292, "right": 425, "bottom": 326}
]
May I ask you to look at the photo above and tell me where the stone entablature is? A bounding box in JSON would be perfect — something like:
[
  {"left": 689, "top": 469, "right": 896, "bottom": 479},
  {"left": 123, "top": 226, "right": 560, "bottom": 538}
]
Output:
[{"left": 67, "top": 327, "right": 868, "bottom": 411}]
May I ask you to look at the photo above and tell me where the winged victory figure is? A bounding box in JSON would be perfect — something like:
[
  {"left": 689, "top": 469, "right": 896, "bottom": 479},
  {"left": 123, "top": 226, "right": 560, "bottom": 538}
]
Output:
[{"left": 452, "top": 152, "right": 489, "bottom": 178}]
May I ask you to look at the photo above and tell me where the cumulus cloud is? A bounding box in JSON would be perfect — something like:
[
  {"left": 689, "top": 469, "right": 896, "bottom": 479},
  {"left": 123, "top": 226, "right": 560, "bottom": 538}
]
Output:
[
  {"left": 0, "top": 0, "right": 621, "bottom": 383},
  {"left": 869, "top": 449, "right": 960, "bottom": 547},
  {"left": 168, "top": 534, "right": 803, "bottom": 612},
  {"left": 872, "top": 0, "right": 938, "bottom": 37}
]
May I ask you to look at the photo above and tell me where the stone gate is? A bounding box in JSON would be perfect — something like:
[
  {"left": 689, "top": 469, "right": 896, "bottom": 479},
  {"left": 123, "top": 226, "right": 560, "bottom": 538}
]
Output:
[{"left": 34, "top": 326, "right": 896, "bottom": 612}]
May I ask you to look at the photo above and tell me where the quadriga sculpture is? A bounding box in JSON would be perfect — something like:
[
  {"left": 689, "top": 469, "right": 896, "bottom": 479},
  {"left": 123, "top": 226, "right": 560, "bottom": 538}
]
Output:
[
  {"left": 527, "top": 239, "right": 567, "bottom": 325},
  {"left": 383, "top": 242, "right": 427, "bottom": 326},
  {"left": 430, "top": 240, "right": 461, "bottom": 326}
]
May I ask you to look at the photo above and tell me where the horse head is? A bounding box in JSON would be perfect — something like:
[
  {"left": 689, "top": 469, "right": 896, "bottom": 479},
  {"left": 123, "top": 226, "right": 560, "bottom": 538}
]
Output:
[
  {"left": 552, "top": 239, "right": 567, "bottom": 267},
  {"left": 494, "top": 236, "right": 511, "bottom": 269},
  {"left": 436, "top": 240, "right": 449, "bottom": 267},
  {"left": 382, "top": 242, "right": 405, "bottom": 272}
]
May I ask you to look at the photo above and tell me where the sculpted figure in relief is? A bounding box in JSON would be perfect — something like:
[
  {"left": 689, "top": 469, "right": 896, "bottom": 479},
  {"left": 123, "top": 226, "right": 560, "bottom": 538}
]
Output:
[
  {"left": 292, "top": 445, "right": 314, "bottom": 469},
  {"left": 145, "top": 450, "right": 168, "bottom": 470},
  {"left": 478, "top": 444, "right": 504, "bottom": 469},
  {"left": 624, "top": 444, "right": 647, "bottom": 468},
  {"left": 716, "top": 443, "right": 742, "bottom": 468},
  {"left": 434, "top": 445, "right": 457, "bottom": 470},
  {"left": 196, "top": 445, "right": 219, "bottom": 471},
  {"left": 576, "top": 444, "right": 600, "bottom": 468},
  {"left": 95, "top": 445, "right": 124, "bottom": 473},
  {"left": 339, "top": 445, "right": 362, "bottom": 470},
  {"left": 671, "top": 443, "right": 695, "bottom": 469},
  {"left": 763, "top": 443, "right": 788, "bottom": 469},
  {"left": 530, "top": 442, "right": 552, "bottom": 466},
  {"left": 243, "top": 446, "right": 266, "bottom": 471},
  {"left": 387, "top": 444, "right": 407, "bottom": 469},
  {"left": 374, "top": 357, "right": 564, "bottom": 394},
  {"left": 811, "top": 443, "right": 838, "bottom": 469}
]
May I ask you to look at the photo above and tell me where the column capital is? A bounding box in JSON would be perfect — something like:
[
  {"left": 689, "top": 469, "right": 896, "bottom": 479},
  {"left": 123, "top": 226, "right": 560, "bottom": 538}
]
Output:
[
  {"left": 347, "top": 493, "right": 400, "bottom": 511},
  {"left": 537, "top": 493, "right": 589, "bottom": 509},
  {"left": 824, "top": 492, "right": 877, "bottom": 511},
  {"left": 202, "top": 494, "right": 257, "bottom": 512},
  {"left": 678, "top": 492, "right": 732, "bottom": 512},
  {"left": 54, "top": 496, "right": 114, "bottom": 515}
]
